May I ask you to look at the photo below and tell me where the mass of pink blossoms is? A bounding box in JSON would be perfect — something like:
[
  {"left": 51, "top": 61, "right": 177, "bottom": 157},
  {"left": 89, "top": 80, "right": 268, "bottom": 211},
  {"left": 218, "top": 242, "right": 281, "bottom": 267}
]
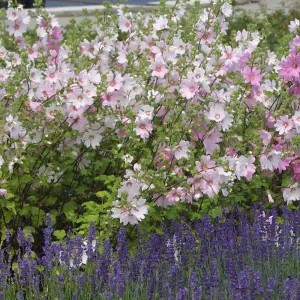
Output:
[{"left": 0, "top": 1, "right": 299, "bottom": 226}]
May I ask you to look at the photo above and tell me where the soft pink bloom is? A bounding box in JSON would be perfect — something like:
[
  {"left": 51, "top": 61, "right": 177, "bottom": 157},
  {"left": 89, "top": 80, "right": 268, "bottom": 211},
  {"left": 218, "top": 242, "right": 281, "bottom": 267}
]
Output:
[
  {"left": 278, "top": 156, "right": 294, "bottom": 173},
  {"left": 119, "top": 16, "right": 132, "bottom": 32},
  {"left": 151, "top": 56, "right": 168, "bottom": 78},
  {"left": 234, "top": 155, "right": 256, "bottom": 181},
  {"left": 207, "top": 104, "right": 226, "bottom": 123},
  {"left": 166, "top": 187, "right": 184, "bottom": 203},
  {"left": 135, "top": 119, "right": 153, "bottom": 139},
  {"left": 153, "top": 17, "right": 169, "bottom": 31},
  {"left": 243, "top": 66, "right": 262, "bottom": 86},
  {"left": 179, "top": 78, "right": 198, "bottom": 99},
  {"left": 155, "top": 193, "right": 173, "bottom": 207},
  {"left": 28, "top": 102, "right": 43, "bottom": 112},
  {"left": 260, "top": 130, "right": 272, "bottom": 146},
  {"left": 111, "top": 198, "right": 148, "bottom": 225},
  {"left": 292, "top": 111, "right": 300, "bottom": 127},
  {"left": 260, "top": 150, "right": 282, "bottom": 171},
  {"left": 226, "top": 147, "right": 239, "bottom": 157},
  {"left": 196, "top": 155, "right": 216, "bottom": 173},
  {"left": 173, "top": 140, "right": 190, "bottom": 160},
  {"left": 274, "top": 116, "right": 293, "bottom": 135},
  {"left": 196, "top": 24, "right": 215, "bottom": 45},
  {"left": 200, "top": 171, "right": 220, "bottom": 198},
  {"left": 0, "top": 189, "right": 7, "bottom": 196},
  {"left": 203, "top": 129, "right": 222, "bottom": 155},
  {"left": 51, "top": 26, "right": 62, "bottom": 41},
  {"left": 107, "top": 72, "right": 123, "bottom": 93},
  {"left": 279, "top": 54, "right": 300, "bottom": 81}
]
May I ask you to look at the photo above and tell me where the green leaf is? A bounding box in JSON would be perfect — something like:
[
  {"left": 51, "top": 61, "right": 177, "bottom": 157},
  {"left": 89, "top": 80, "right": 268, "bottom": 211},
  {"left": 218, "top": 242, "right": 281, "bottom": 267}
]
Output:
[
  {"left": 63, "top": 201, "right": 78, "bottom": 213},
  {"left": 84, "top": 214, "right": 99, "bottom": 222},
  {"left": 53, "top": 230, "right": 66, "bottom": 240}
]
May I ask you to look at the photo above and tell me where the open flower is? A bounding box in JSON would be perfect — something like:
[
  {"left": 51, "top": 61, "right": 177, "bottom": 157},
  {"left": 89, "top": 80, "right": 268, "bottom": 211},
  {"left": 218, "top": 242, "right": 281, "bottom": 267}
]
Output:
[{"left": 243, "top": 66, "right": 262, "bottom": 86}]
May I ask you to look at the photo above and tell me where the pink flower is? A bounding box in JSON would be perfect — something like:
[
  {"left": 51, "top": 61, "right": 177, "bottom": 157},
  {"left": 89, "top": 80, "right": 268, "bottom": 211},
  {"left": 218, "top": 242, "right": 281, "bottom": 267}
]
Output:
[
  {"left": 119, "top": 16, "right": 132, "bottom": 32},
  {"left": 173, "top": 140, "right": 190, "bottom": 160},
  {"left": 234, "top": 155, "right": 256, "bottom": 181},
  {"left": 242, "top": 66, "right": 262, "bottom": 86},
  {"left": 260, "top": 130, "right": 272, "bottom": 146},
  {"left": 260, "top": 150, "right": 282, "bottom": 171},
  {"left": 166, "top": 187, "right": 184, "bottom": 203},
  {"left": 278, "top": 156, "right": 294, "bottom": 173},
  {"left": 51, "top": 26, "right": 62, "bottom": 41},
  {"left": 155, "top": 193, "right": 173, "bottom": 207},
  {"left": 279, "top": 54, "right": 300, "bottom": 81},
  {"left": 153, "top": 17, "right": 169, "bottom": 31},
  {"left": 200, "top": 172, "right": 220, "bottom": 198},
  {"left": 151, "top": 56, "right": 168, "bottom": 78},
  {"left": 292, "top": 111, "right": 300, "bottom": 127},
  {"left": 203, "top": 129, "right": 222, "bottom": 155},
  {"left": 196, "top": 155, "right": 216, "bottom": 173},
  {"left": 274, "top": 116, "right": 293, "bottom": 135},
  {"left": 135, "top": 119, "right": 153, "bottom": 139},
  {"left": 179, "top": 78, "right": 198, "bottom": 99},
  {"left": 0, "top": 189, "right": 7, "bottom": 196}
]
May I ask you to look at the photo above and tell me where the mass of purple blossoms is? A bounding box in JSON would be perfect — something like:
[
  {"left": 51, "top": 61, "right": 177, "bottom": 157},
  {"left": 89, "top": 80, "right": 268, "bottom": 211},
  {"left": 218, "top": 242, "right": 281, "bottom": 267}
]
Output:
[{"left": 1, "top": 206, "right": 300, "bottom": 299}]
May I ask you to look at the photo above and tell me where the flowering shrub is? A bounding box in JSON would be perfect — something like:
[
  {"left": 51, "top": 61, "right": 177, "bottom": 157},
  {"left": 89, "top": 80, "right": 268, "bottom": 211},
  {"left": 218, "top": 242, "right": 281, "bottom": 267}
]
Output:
[
  {"left": 1, "top": 207, "right": 300, "bottom": 299},
  {"left": 0, "top": 0, "right": 299, "bottom": 247}
]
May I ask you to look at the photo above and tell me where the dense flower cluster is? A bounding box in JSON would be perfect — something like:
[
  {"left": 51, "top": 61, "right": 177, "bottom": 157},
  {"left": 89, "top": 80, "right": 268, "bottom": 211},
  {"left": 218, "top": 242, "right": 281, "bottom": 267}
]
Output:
[
  {"left": 1, "top": 207, "right": 300, "bottom": 299},
  {"left": 0, "top": 0, "right": 299, "bottom": 231}
]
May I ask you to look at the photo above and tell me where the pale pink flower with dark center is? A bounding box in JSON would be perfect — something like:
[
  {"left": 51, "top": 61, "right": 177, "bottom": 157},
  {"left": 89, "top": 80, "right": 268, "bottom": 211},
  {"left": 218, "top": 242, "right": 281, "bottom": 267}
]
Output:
[
  {"left": 107, "top": 72, "right": 123, "bottom": 93},
  {"left": 179, "top": 78, "right": 198, "bottom": 99},
  {"left": 274, "top": 116, "right": 293, "bottom": 135},
  {"left": 119, "top": 16, "right": 132, "bottom": 32},
  {"left": 166, "top": 187, "right": 184, "bottom": 203},
  {"left": 243, "top": 66, "right": 262, "bottom": 86},
  {"left": 207, "top": 104, "right": 226, "bottom": 123},
  {"left": 151, "top": 56, "right": 168, "bottom": 78},
  {"left": 135, "top": 119, "right": 153, "bottom": 139}
]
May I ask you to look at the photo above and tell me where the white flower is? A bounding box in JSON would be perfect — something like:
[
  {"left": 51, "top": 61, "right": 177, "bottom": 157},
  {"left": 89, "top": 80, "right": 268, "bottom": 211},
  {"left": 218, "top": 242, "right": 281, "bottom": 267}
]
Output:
[
  {"left": 111, "top": 198, "right": 149, "bottom": 225},
  {"left": 207, "top": 104, "right": 226, "bottom": 123},
  {"left": 82, "top": 130, "right": 102, "bottom": 149},
  {"left": 174, "top": 140, "right": 190, "bottom": 160},
  {"left": 283, "top": 183, "right": 300, "bottom": 205},
  {"left": 221, "top": 3, "right": 232, "bottom": 17},
  {"left": 122, "top": 154, "right": 134, "bottom": 164},
  {"left": 0, "top": 155, "right": 4, "bottom": 168},
  {"left": 288, "top": 19, "right": 300, "bottom": 33}
]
